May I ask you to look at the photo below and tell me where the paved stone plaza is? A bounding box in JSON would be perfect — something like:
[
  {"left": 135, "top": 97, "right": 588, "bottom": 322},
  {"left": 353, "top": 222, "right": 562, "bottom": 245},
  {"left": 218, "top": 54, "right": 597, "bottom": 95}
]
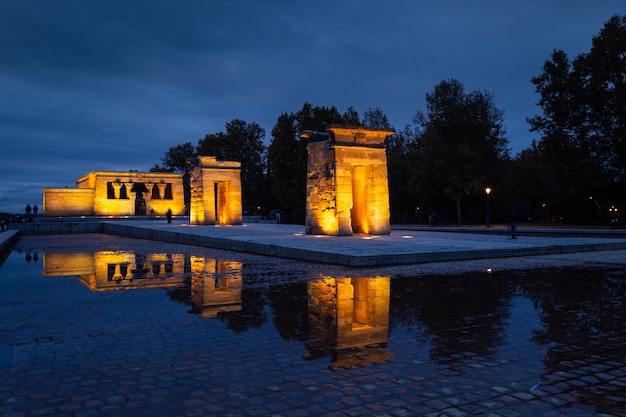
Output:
[{"left": 2, "top": 225, "right": 626, "bottom": 416}]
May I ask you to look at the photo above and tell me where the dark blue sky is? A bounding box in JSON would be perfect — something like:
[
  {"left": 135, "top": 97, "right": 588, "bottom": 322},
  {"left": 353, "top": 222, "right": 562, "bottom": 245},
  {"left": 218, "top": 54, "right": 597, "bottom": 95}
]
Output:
[{"left": 1, "top": 1, "right": 624, "bottom": 213}]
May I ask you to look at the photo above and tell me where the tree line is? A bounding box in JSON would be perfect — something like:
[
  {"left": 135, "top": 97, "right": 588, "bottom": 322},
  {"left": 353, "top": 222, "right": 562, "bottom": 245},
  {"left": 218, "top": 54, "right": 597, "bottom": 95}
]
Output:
[{"left": 152, "top": 15, "right": 626, "bottom": 226}]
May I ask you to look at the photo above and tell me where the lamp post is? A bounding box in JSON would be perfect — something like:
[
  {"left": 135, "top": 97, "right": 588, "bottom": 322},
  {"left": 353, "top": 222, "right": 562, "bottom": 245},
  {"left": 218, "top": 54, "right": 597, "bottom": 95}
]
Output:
[{"left": 485, "top": 187, "right": 491, "bottom": 228}]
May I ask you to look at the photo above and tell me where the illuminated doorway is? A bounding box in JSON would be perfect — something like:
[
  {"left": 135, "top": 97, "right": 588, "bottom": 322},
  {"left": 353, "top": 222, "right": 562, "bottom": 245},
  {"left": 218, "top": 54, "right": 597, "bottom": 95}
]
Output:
[
  {"left": 134, "top": 192, "right": 146, "bottom": 215},
  {"left": 351, "top": 278, "right": 371, "bottom": 329},
  {"left": 350, "top": 165, "right": 369, "bottom": 234},
  {"left": 214, "top": 182, "right": 230, "bottom": 225}
]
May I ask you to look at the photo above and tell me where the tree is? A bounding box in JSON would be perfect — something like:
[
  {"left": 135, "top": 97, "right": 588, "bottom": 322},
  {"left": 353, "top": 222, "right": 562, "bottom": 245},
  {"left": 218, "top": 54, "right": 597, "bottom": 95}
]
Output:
[
  {"left": 528, "top": 15, "right": 626, "bottom": 222},
  {"left": 266, "top": 112, "right": 304, "bottom": 220},
  {"left": 362, "top": 107, "right": 391, "bottom": 129},
  {"left": 266, "top": 103, "right": 351, "bottom": 223},
  {"left": 578, "top": 15, "right": 626, "bottom": 178},
  {"left": 151, "top": 142, "right": 196, "bottom": 213},
  {"left": 342, "top": 106, "right": 362, "bottom": 126},
  {"left": 151, "top": 142, "right": 196, "bottom": 173},
  {"left": 413, "top": 79, "right": 509, "bottom": 224},
  {"left": 386, "top": 124, "right": 420, "bottom": 223},
  {"left": 508, "top": 141, "right": 557, "bottom": 222},
  {"left": 196, "top": 119, "right": 266, "bottom": 215}
]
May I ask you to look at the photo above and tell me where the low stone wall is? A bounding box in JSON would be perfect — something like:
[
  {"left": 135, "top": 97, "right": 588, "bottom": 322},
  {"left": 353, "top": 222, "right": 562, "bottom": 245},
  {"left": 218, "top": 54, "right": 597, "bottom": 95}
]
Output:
[
  {"left": 10, "top": 220, "right": 104, "bottom": 235},
  {"left": 0, "top": 230, "right": 19, "bottom": 253}
]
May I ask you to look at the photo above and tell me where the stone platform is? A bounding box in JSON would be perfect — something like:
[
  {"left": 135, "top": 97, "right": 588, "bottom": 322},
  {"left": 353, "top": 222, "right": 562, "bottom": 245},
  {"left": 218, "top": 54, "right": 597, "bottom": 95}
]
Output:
[{"left": 96, "top": 220, "right": 626, "bottom": 267}]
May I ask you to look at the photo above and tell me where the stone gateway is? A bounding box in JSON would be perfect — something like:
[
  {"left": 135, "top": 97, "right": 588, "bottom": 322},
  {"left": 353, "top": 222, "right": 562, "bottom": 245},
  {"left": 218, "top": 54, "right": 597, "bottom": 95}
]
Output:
[
  {"left": 188, "top": 156, "right": 243, "bottom": 226},
  {"left": 302, "top": 126, "right": 395, "bottom": 236}
]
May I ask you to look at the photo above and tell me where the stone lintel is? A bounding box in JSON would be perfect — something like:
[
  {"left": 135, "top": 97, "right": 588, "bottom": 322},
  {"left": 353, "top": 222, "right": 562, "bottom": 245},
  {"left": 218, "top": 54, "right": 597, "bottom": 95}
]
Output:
[
  {"left": 327, "top": 126, "right": 395, "bottom": 146},
  {"left": 300, "top": 130, "right": 329, "bottom": 142},
  {"left": 192, "top": 156, "right": 241, "bottom": 169},
  {"left": 76, "top": 171, "right": 183, "bottom": 184},
  {"left": 302, "top": 127, "right": 395, "bottom": 146}
]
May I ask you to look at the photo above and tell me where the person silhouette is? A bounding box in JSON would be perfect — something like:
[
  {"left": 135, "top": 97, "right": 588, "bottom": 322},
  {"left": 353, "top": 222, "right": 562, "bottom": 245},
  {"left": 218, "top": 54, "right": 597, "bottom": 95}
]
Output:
[
  {"left": 508, "top": 206, "right": 518, "bottom": 239},
  {"left": 33, "top": 205, "right": 39, "bottom": 217},
  {"left": 25, "top": 204, "right": 31, "bottom": 216}
]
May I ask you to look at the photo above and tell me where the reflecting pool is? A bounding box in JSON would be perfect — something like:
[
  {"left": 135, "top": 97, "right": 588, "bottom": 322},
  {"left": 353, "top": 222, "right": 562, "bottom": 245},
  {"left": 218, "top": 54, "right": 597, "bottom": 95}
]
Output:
[{"left": 2, "top": 236, "right": 626, "bottom": 416}]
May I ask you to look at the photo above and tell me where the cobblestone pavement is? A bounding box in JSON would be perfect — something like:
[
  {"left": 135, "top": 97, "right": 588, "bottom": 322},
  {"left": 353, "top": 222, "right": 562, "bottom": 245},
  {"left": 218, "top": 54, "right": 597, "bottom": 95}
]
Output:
[{"left": 1, "top": 234, "right": 626, "bottom": 416}]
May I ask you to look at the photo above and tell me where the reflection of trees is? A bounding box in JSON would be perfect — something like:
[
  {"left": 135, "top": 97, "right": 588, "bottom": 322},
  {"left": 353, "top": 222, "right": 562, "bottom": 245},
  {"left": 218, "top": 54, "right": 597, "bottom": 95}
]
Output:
[
  {"left": 0, "top": 250, "right": 9, "bottom": 269},
  {"left": 266, "top": 282, "right": 309, "bottom": 342},
  {"left": 520, "top": 268, "right": 626, "bottom": 370},
  {"left": 390, "top": 272, "right": 513, "bottom": 366},
  {"left": 214, "top": 288, "right": 266, "bottom": 333},
  {"left": 166, "top": 262, "right": 268, "bottom": 333}
]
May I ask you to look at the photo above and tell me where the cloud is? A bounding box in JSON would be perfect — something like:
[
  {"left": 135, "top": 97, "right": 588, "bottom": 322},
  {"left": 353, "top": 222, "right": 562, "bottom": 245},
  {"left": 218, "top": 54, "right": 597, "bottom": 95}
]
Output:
[{"left": 0, "top": 0, "right": 624, "bottom": 213}]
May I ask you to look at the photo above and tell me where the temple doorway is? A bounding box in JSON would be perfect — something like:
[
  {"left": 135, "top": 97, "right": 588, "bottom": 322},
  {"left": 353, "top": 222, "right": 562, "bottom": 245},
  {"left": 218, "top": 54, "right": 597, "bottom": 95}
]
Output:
[
  {"left": 214, "top": 182, "right": 229, "bottom": 225},
  {"left": 135, "top": 193, "right": 146, "bottom": 215},
  {"left": 351, "top": 278, "right": 371, "bottom": 329},
  {"left": 350, "top": 165, "right": 369, "bottom": 234}
]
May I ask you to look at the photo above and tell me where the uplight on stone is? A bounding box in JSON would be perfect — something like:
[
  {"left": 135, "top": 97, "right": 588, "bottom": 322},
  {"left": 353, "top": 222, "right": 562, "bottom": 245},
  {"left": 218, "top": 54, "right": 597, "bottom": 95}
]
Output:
[
  {"left": 43, "top": 171, "right": 185, "bottom": 217},
  {"left": 302, "top": 126, "right": 395, "bottom": 236},
  {"left": 189, "top": 156, "right": 243, "bottom": 226}
]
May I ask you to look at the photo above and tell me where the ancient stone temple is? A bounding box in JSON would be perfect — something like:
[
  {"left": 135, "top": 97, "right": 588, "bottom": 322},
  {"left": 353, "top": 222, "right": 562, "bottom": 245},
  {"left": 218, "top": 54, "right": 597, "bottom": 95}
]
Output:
[
  {"left": 43, "top": 171, "right": 185, "bottom": 217},
  {"left": 302, "top": 126, "right": 395, "bottom": 236},
  {"left": 189, "top": 156, "right": 243, "bottom": 225},
  {"left": 43, "top": 251, "right": 243, "bottom": 317}
]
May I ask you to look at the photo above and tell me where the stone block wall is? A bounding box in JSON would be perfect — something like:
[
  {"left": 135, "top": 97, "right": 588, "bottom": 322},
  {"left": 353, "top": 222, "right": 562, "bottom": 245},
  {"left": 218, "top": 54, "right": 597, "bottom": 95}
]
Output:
[
  {"left": 189, "top": 156, "right": 243, "bottom": 225},
  {"left": 304, "top": 126, "right": 394, "bottom": 236},
  {"left": 43, "top": 171, "right": 184, "bottom": 217},
  {"left": 43, "top": 188, "right": 95, "bottom": 216}
]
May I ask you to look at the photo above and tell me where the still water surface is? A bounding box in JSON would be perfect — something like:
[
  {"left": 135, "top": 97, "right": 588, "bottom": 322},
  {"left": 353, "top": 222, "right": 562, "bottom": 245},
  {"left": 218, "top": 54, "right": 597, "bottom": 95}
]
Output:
[{"left": 1, "top": 237, "right": 626, "bottom": 416}]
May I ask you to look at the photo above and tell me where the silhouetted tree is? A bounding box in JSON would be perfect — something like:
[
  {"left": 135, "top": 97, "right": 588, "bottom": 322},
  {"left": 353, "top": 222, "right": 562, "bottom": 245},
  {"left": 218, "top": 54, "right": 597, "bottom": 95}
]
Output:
[
  {"left": 197, "top": 119, "right": 266, "bottom": 215},
  {"left": 412, "top": 79, "right": 509, "bottom": 224},
  {"left": 266, "top": 103, "right": 353, "bottom": 223},
  {"left": 386, "top": 125, "right": 420, "bottom": 223},
  {"left": 362, "top": 107, "right": 391, "bottom": 129},
  {"left": 151, "top": 142, "right": 196, "bottom": 213},
  {"left": 528, "top": 15, "right": 626, "bottom": 223}
]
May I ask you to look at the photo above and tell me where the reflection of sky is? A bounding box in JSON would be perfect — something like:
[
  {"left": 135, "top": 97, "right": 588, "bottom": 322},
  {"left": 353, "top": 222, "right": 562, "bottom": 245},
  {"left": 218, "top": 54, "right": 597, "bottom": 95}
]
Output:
[
  {"left": 0, "top": 247, "right": 623, "bottom": 372},
  {"left": 498, "top": 297, "right": 547, "bottom": 374}
]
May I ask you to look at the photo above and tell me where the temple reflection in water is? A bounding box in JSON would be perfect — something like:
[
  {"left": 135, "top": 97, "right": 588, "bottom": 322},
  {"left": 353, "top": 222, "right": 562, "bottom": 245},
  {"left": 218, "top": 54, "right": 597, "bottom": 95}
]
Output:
[
  {"left": 305, "top": 275, "right": 393, "bottom": 368},
  {"left": 42, "top": 251, "right": 243, "bottom": 316},
  {"left": 40, "top": 250, "right": 393, "bottom": 368},
  {"left": 189, "top": 256, "right": 242, "bottom": 317}
]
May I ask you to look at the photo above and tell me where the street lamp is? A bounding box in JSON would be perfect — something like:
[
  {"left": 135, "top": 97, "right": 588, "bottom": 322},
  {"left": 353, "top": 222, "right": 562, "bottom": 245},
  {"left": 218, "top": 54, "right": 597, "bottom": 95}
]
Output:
[{"left": 485, "top": 187, "right": 491, "bottom": 228}]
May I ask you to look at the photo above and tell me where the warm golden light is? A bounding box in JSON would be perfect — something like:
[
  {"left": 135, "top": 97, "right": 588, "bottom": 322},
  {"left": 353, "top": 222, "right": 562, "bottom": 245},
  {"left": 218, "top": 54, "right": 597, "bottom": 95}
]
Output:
[
  {"left": 43, "top": 171, "right": 185, "bottom": 217},
  {"left": 485, "top": 187, "right": 491, "bottom": 195},
  {"left": 190, "top": 256, "right": 243, "bottom": 317},
  {"left": 304, "top": 126, "right": 394, "bottom": 236},
  {"left": 305, "top": 275, "right": 393, "bottom": 368},
  {"left": 189, "top": 156, "right": 242, "bottom": 226}
]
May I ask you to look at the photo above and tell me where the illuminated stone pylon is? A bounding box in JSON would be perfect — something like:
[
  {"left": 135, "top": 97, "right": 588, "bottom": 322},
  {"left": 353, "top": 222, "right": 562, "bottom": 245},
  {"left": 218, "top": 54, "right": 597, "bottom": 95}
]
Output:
[
  {"left": 302, "top": 126, "right": 395, "bottom": 236},
  {"left": 188, "top": 156, "right": 243, "bottom": 225}
]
